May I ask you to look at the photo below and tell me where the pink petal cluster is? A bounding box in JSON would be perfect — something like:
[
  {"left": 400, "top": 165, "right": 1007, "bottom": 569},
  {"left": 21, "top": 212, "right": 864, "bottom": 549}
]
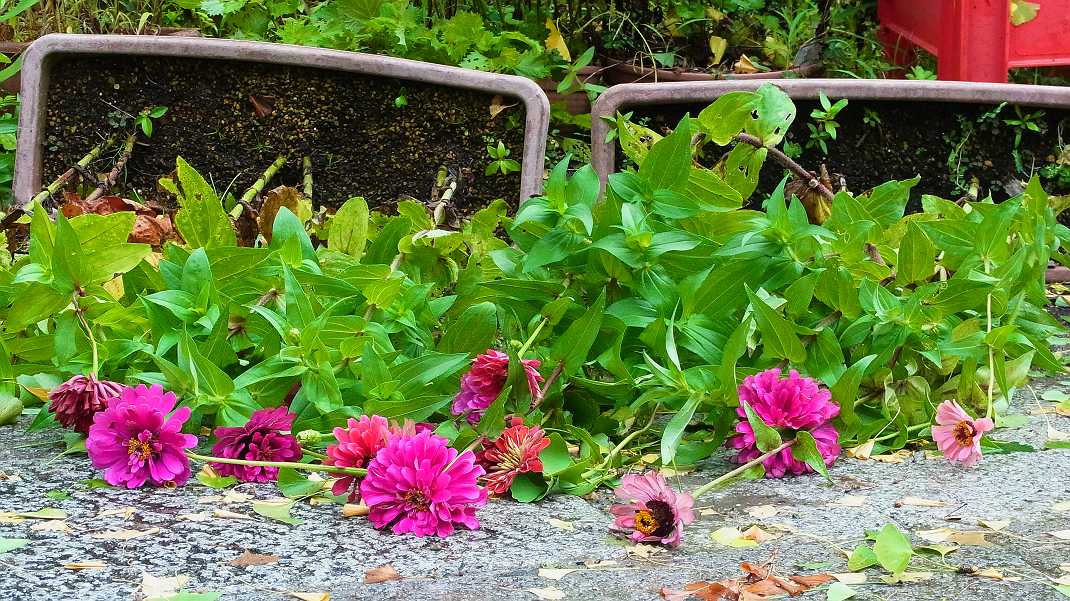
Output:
[
  {"left": 86, "top": 384, "right": 198, "bottom": 488},
  {"left": 451, "top": 350, "right": 544, "bottom": 424},
  {"left": 726, "top": 369, "right": 841, "bottom": 478},
  {"left": 609, "top": 471, "right": 694, "bottom": 547},
  {"left": 932, "top": 400, "right": 993, "bottom": 467},
  {"left": 479, "top": 417, "right": 551, "bottom": 495},
  {"left": 48, "top": 375, "right": 124, "bottom": 434},
  {"left": 210, "top": 407, "right": 301, "bottom": 483},
  {"left": 360, "top": 430, "right": 487, "bottom": 537},
  {"left": 325, "top": 415, "right": 392, "bottom": 501}
]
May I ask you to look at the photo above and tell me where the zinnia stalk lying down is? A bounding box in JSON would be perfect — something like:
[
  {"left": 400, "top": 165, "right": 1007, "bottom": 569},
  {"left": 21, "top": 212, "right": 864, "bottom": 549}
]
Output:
[
  {"left": 932, "top": 400, "right": 993, "bottom": 467},
  {"left": 609, "top": 471, "right": 694, "bottom": 547},
  {"left": 726, "top": 369, "right": 841, "bottom": 478},
  {"left": 86, "top": 384, "right": 198, "bottom": 488},
  {"left": 360, "top": 430, "right": 487, "bottom": 537}
]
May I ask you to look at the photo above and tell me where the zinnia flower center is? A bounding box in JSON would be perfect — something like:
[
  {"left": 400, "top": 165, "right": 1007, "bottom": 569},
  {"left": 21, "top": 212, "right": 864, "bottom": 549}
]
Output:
[
  {"left": 635, "top": 500, "right": 676, "bottom": 537},
  {"left": 126, "top": 437, "right": 153, "bottom": 460},
  {"left": 953, "top": 420, "right": 976, "bottom": 446},
  {"left": 403, "top": 489, "right": 431, "bottom": 512}
]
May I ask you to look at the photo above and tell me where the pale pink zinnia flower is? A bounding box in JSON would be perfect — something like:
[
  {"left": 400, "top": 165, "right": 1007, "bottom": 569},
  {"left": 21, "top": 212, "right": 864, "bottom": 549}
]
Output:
[
  {"left": 325, "top": 415, "right": 391, "bottom": 501},
  {"left": 609, "top": 471, "right": 695, "bottom": 547},
  {"left": 360, "top": 430, "right": 487, "bottom": 537},
  {"left": 479, "top": 417, "right": 551, "bottom": 495},
  {"left": 726, "top": 369, "right": 841, "bottom": 478},
  {"left": 932, "top": 400, "right": 993, "bottom": 467},
  {"left": 210, "top": 407, "right": 301, "bottom": 483},
  {"left": 86, "top": 384, "right": 198, "bottom": 488},
  {"left": 451, "top": 350, "right": 543, "bottom": 424},
  {"left": 48, "top": 375, "right": 124, "bottom": 434}
]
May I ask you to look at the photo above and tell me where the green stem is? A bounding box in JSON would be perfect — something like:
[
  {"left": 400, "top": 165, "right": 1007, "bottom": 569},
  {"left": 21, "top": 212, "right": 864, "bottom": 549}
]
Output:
[
  {"left": 185, "top": 451, "right": 366, "bottom": 477},
  {"left": 581, "top": 407, "right": 659, "bottom": 479},
  {"left": 517, "top": 317, "right": 547, "bottom": 359},
  {"left": 240, "top": 155, "right": 287, "bottom": 205},
  {"left": 28, "top": 134, "right": 118, "bottom": 208},
  {"left": 72, "top": 291, "right": 99, "bottom": 375},
  {"left": 984, "top": 258, "right": 995, "bottom": 419},
  {"left": 302, "top": 156, "right": 313, "bottom": 201},
  {"left": 691, "top": 440, "right": 795, "bottom": 501},
  {"left": 869, "top": 422, "right": 928, "bottom": 444}
]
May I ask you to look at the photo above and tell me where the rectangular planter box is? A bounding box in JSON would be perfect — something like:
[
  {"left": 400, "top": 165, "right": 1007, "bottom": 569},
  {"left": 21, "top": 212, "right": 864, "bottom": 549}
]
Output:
[
  {"left": 591, "top": 78, "right": 1070, "bottom": 184},
  {"left": 14, "top": 34, "right": 551, "bottom": 208}
]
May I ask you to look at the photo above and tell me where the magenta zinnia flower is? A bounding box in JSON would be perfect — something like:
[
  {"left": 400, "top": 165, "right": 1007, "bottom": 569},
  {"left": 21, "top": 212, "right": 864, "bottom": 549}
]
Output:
[
  {"left": 210, "top": 407, "right": 301, "bottom": 483},
  {"left": 360, "top": 430, "right": 487, "bottom": 537},
  {"left": 932, "top": 400, "right": 993, "bottom": 467},
  {"left": 48, "top": 375, "right": 124, "bottom": 434},
  {"left": 325, "top": 415, "right": 391, "bottom": 501},
  {"left": 480, "top": 417, "right": 551, "bottom": 495},
  {"left": 85, "top": 384, "right": 198, "bottom": 488},
  {"left": 451, "top": 350, "right": 543, "bottom": 424},
  {"left": 609, "top": 471, "right": 695, "bottom": 548},
  {"left": 726, "top": 369, "right": 842, "bottom": 478}
]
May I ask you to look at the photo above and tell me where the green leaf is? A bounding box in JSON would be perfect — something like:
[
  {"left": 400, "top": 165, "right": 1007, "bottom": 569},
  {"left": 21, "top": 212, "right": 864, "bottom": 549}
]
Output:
[
  {"left": 0, "top": 392, "right": 22, "bottom": 426},
  {"left": 328, "top": 196, "right": 370, "bottom": 257},
  {"left": 171, "top": 157, "right": 236, "bottom": 248},
  {"left": 276, "top": 467, "right": 325, "bottom": 498},
  {"left": 697, "top": 91, "right": 758, "bottom": 145},
  {"left": 896, "top": 222, "right": 935, "bottom": 285},
  {"left": 509, "top": 471, "right": 549, "bottom": 502},
  {"left": 540, "top": 433, "right": 572, "bottom": 476},
  {"left": 550, "top": 289, "right": 606, "bottom": 375},
  {"left": 252, "top": 499, "right": 303, "bottom": 525},
  {"left": 846, "top": 545, "right": 878, "bottom": 571},
  {"left": 0, "top": 538, "right": 29, "bottom": 554},
  {"left": 439, "top": 301, "right": 497, "bottom": 355},
  {"left": 195, "top": 471, "right": 237, "bottom": 489},
  {"left": 826, "top": 582, "right": 857, "bottom": 601},
  {"left": 792, "top": 430, "right": 831, "bottom": 481},
  {"left": 476, "top": 384, "right": 511, "bottom": 439},
  {"left": 742, "top": 401, "right": 782, "bottom": 453},
  {"left": 661, "top": 393, "right": 701, "bottom": 464},
  {"left": 639, "top": 115, "right": 693, "bottom": 192},
  {"left": 873, "top": 524, "right": 912, "bottom": 575},
  {"left": 746, "top": 285, "right": 806, "bottom": 363}
]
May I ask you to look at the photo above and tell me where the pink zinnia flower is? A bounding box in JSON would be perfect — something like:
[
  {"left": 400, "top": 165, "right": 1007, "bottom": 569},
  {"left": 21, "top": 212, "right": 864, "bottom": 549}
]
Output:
[
  {"left": 609, "top": 471, "right": 695, "bottom": 548},
  {"left": 48, "top": 375, "right": 124, "bottom": 434},
  {"left": 325, "top": 415, "right": 391, "bottom": 501},
  {"left": 480, "top": 417, "right": 551, "bottom": 495},
  {"left": 360, "top": 430, "right": 487, "bottom": 537},
  {"left": 210, "top": 407, "right": 301, "bottom": 483},
  {"left": 86, "top": 384, "right": 198, "bottom": 489},
  {"left": 451, "top": 350, "right": 544, "bottom": 424},
  {"left": 932, "top": 400, "right": 993, "bottom": 467},
  {"left": 726, "top": 369, "right": 841, "bottom": 478}
]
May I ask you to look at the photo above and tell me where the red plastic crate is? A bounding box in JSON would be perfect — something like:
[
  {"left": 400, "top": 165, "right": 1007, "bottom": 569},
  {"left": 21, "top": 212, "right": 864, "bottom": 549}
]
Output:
[{"left": 878, "top": 0, "right": 1070, "bottom": 82}]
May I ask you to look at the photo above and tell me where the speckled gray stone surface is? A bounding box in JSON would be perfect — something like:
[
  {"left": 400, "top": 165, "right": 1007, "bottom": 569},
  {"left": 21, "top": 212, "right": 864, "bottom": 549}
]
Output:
[{"left": 2, "top": 380, "right": 1069, "bottom": 601}]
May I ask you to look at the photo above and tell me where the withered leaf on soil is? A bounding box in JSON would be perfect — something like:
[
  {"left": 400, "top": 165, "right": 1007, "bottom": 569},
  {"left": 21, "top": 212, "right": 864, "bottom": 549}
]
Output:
[
  {"left": 249, "top": 94, "right": 276, "bottom": 118},
  {"left": 258, "top": 186, "right": 311, "bottom": 243},
  {"left": 229, "top": 550, "right": 280, "bottom": 567},
  {"left": 364, "top": 565, "right": 402, "bottom": 584}
]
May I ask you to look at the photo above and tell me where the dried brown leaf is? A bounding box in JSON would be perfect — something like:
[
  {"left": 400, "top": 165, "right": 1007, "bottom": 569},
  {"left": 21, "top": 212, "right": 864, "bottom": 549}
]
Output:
[
  {"left": 64, "top": 560, "right": 107, "bottom": 570},
  {"left": 364, "top": 565, "right": 402, "bottom": 584},
  {"left": 250, "top": 95, "right": 276, "bottom": 118},
  {"left": 229, "top": 550, "right": 280, "bottom": 567}
]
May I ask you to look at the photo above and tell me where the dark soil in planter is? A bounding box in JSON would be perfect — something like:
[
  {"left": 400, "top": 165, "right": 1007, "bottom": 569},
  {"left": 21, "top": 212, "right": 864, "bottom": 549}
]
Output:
[
  {"left": 42, "top": 56, "right": 526, "bottom": 216},
  {"left": 629, "top": 99, "right": 1070, "bottom": 213}
]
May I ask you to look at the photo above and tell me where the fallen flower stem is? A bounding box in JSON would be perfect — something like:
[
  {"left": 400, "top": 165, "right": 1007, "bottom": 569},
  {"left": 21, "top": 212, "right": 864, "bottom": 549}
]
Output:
[
  {"left": 691, "top": 439, "right": 795, "bottom": 500},
  {"left": 302, "top": 156, "right": 313, "bottom": 201},
  {"left": 581, "top": 407, "right": 659, "bottom": 479},
  {"left": 84, "top": 133, "right": 137, "bottom": 203},
  {"left": 185, "top": 451, "right": 366, "bottom": 477},
  {"left": 29, "top": 133, "right": 119, "bottom": 207},
  {"left": 239, "top": 155, "right": 287, "bottom": 205},
  {"left": 734, "top": 132, "right": 834, "bottom": 201}
]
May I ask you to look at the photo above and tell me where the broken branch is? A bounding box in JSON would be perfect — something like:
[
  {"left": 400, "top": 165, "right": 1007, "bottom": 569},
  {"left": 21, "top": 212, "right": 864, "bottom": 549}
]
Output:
[
  {"left": 83, "top": 133, "right": 137, "bottom": 204},
  {"left": 239, "top": 155, "right": 287, "bottom": 206},
  {"left": 734, "top": 132, "right": 835, "bottom": 201}
]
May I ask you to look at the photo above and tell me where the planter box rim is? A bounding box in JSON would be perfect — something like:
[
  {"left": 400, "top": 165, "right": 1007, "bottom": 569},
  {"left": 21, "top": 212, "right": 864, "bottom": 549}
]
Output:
[
  {"left": 591, "top": 78, "right": 1070, "bottom": 179},
  {"left": 14, "top": 33, "right": 550, "bottom": 207}
]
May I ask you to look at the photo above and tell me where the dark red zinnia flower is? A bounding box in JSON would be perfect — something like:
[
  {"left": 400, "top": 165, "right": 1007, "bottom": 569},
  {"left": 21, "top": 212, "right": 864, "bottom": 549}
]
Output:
[
  {"left": 480, "top": 417, "right": 551, "bottom": 495},
  {"left": 210, "top": 407, "right": 301, "bottom": 483},
  {"left": 48, "top": 375, "right": 125, "bottom": 434}
]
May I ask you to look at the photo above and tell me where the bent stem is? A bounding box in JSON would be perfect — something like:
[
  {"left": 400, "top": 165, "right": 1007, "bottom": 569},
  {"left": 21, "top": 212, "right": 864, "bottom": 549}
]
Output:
[
  {"left": 734, "top": 132, "right": 835, "bottom": 201},
  {"left": 185, "top": 451, "right": 366, "bottom": 477},
  {"left": 691, "top": 439, "right": 795, "bottom": 501}
]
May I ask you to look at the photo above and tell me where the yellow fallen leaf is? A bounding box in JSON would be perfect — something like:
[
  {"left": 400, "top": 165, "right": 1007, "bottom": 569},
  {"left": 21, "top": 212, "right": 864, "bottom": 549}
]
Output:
[
  {"left": 141, "top": 573, "right": 188, "bottom": 600},
  {"left": 846, "top": 440, "right": 875, "bottom": 460},
  {"left": 538, "top": 568, "right": 577, "bottom": 581},
  {"left": 289, "top": 594, "right": 330, "bottom": 601},
  {"left": 741, "top": 525, "right": 781, "bottom": 543},
  {"left": 543, "top": 517, "right": 573, "bottom": 531},
  {"left": 1049, "top": 530, "right": 1070, "bottom": 540},
  {"left": 916, "top": 528, "right": 991, "bottom": 546},
  {"left": 970, "top": 567, "right": 1020, "bottom": 581},
  {"left": 870, "top": 450, "right": 911, "bottom": 464},
  {"left": 364, "top": 565, "right": 401, "bottom": 584},
  {"left": 832, "top": 573, "right": 866, "bottom": 585},
  {"left": 733, "top": 54, "right": 760, "bottom": 74},
  {"left": 830, "top": 495, "right": 867, "bottom": 508},
  {"left": 97, "top": 507, "right": 137, "bottom": 519},
  {"left": 1052, "top": 575, "right": 1070, "bottom": 586},
  {"left": 92, "top": 528, "right": 161, "bottom": 540},
  {"left": 640, "top": 453, "right": 659, "bottom": 464},
  {"left": 897, "top": 497, "right": 946, "bottom": 508},
  {"left": 198, "top": 490, "right": 251, "bottom": 504},
  {"left": 23, "top": 387, "right": 49, "bottom": 402},
  {"left": 177, "top": 512, "right": 212, "bottom": 522},
  {"left": 528, "top": 587, "right": 566, "bottom": 600},
  {"left": 544, "top": 18, "right": 570, "bottom": 62},
  {"left": 31, "top": 519, "right": 70, "bottom": 533},
  {"left": 213, "top": 509, "right": 252, "bottom": 520},
  {"left": 624, "top": 544, "right": 665, "bottom": 559},
  {"left": 710, "top": 527, "right": 758, "bottom": 548},
  {"left": 881, "top": 571, "right": 933, "bottom": 584},
  {"left": 64, "top": 560, "right": 106, "bottom": 570},
  {"left": 708, "top": 36, "right": 727, "bottom": 65},
  {"left": 746, "top": 504, "right": 779, "bottom": 519},
  {"left": 979, "top": 519, "right": 1010, "bottom": 531}
]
